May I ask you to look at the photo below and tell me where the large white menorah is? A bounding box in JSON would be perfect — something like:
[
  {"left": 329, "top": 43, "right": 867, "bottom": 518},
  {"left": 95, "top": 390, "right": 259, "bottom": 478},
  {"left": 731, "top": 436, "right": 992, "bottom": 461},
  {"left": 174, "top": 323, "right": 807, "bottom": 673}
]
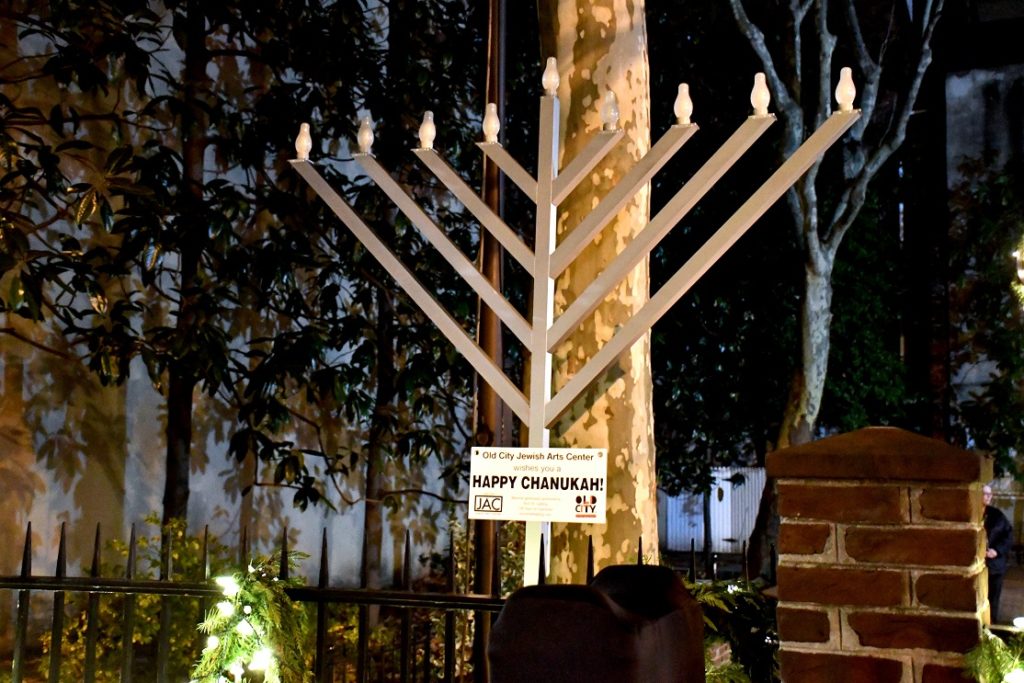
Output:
[{"left": 291, "top": 59, "right": 861, "bottom": 582}]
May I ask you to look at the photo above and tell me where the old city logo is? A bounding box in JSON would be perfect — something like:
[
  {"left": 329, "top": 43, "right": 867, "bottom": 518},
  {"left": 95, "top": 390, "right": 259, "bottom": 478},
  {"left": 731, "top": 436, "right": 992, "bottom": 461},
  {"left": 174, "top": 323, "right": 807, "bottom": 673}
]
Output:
[{"left": 575, "top": 494, "right": 598, "bottom": 518}]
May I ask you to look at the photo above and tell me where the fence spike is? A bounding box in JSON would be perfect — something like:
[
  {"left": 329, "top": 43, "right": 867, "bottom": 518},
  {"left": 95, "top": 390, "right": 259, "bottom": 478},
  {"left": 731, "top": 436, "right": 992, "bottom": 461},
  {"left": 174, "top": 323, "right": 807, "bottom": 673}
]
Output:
[
  {"left": 279, "top": 527, "right": 290, "bottom": 580},
  {"left": 56, "top": 522, "right": 67, "bottom": 578},
  {"left": 201, "top": 525, "right": 210, "bottom": 581},
  {"left": 447, "top": 531, "right": 455, "bottom": 592},
  {"left": 537, "top": 534, "right": 546, "bottom": 586},
  {"left": 585, "top": 536, "right": 594, "bottom": 583},
  {"left": 403, "top": 529, "right": 412, "bottom": 590},
  {"left": 91, "top": 523, "right": 102, "bottom": 578},
  {"left": 491, "top": 523, "right": 502, "bottom": 596},
  {"left": 688, "top": 538, "right": 696, "bottom": 582},
  {"left": 20, "top": 521, "right": 32, "bottom": 578},
  {"left": 160, "top": 526, "right": 172, "bottom": 580},
  {"left": 637, "top": 535, "right": 643, "bottom": 566},
  {"left": 240, "top": 526, "right": 249, "bottom": 569},
  {"left": 126, "top": 524, "right": 136, "bottom": 580},
  {"left": 742, "top": 540, "right": 749, "bottom": 582},
  {"left": 319, "top": 529, "right": 329, "bottom": 588}
]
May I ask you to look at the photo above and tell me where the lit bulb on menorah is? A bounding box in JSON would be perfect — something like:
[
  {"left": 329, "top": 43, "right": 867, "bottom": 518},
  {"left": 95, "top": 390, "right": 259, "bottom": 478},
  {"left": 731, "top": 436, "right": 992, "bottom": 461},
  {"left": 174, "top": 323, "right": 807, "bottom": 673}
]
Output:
[{"left": 289, "top": 59, "right": 860, "bottom": 584}]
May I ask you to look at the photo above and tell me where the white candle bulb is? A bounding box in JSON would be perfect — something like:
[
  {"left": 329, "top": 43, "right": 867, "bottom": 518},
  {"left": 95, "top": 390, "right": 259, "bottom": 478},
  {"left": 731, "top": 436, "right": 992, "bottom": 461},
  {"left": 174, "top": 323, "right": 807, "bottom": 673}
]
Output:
[
  {"left": 235, "top": 619, "right": 255, "bottom": 636},
  {"left": 418, "top": 111, "right": 436, "bottom": 150},
  {"left": 228, "top": 662, "right": 244, "bottom": 679},
  {"left": 674, "top": 83, "right": 693, "bottom": 125},
  {"left": 542, "top": 57, "right": 559, "bottom": 95},
  {"left": 482, "top": 103, "right": 500, "bottom": 143},
  {"left": 294, "top": 123, "right": 312, "bottom": 161},
  {"left": 215, "top": 600, "right": 235, "bottom": 617},
  {"left": 215, "top": 576, "right": 241, "bottom": 598},
  {"left": 835, "top": 66, "right": 856, "bottom": 112},
  {"left": 357, "top": 115, "right": 374, "bottom": 154},
  {"left": 248, "top": 647, "right": 275, "bottom": 672},
  {"left": 751, "top": 72, "right": 771, "bottom": 117},
  {"left": 601, "top": 90, "right": 620, "bottom": 130},
  {"left": 205, "top": 635, "right": 220, "bottom": 651}
]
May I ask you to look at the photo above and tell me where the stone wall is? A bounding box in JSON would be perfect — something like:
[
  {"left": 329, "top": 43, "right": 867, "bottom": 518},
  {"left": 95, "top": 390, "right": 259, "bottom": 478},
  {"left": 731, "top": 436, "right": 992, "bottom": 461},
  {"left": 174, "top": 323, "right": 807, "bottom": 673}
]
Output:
[{"left": 768, "top": 427, "right": 992, "bottom": 683}]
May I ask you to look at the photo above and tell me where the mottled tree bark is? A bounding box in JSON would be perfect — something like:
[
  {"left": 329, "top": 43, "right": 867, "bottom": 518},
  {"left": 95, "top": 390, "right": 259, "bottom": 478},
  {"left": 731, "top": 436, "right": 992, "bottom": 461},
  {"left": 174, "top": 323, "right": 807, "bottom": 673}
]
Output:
[{"left": 539, "top": 0, "right": 657, "bottom": 582}]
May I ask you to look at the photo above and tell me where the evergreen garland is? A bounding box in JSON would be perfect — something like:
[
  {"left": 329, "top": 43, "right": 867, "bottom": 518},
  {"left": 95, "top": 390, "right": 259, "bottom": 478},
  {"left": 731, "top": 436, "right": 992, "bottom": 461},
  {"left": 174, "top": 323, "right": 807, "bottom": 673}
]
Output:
[
  {"left": 964, "top": 627, "right": 1024, "bottom": 683},
  {"left": 191, "top": 553, "right": 311, "bottom": 683}
]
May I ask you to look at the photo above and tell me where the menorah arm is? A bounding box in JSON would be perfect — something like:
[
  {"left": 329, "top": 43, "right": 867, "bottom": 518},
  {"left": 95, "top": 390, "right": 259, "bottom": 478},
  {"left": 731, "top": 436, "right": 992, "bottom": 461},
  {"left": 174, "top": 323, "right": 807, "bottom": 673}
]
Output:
[
  {"left": 290, "top": 160, "right": 530, "bottom": 422},
  {"left": 544, "top": 109, "right": 861, "bottom": 426},
  {"left": 356, "top": 153, "right": 532, "bottom": 347},
  {"left": 477, "top": 142, "right": 538, "bottom": 203},
  {"left": 547, "top": 116, "right": 774, "bottom": 350},
  {"left": 549, "top": 123, "right": 698, "bottom": 277},
  {"left": 550, "top": 129, "right": 624, "bottom": 206},
  {"left": 412, "top": 149, "right": 534, "bottom": 270}
]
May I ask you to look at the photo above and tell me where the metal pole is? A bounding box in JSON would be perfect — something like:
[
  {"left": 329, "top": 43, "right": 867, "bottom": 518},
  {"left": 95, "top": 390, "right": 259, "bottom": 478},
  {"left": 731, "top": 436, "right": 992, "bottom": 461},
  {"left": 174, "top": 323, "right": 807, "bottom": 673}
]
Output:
[{"left": 473, "top": 0, "right": 505, "bottom": 678}]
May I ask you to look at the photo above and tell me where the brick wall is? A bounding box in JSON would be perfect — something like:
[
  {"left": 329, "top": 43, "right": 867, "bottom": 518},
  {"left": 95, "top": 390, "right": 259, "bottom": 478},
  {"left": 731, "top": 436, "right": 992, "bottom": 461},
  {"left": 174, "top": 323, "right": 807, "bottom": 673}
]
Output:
[{"left": 768, "top": 427, "right": 992, "bottom": 683}]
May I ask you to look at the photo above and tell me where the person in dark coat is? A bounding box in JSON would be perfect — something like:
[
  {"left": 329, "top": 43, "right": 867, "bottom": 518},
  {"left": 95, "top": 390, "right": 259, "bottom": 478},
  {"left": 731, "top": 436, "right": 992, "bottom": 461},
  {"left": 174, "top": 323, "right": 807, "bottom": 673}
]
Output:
[{"left": 985, "top": 484, "right": 1014, "bottom": 623}]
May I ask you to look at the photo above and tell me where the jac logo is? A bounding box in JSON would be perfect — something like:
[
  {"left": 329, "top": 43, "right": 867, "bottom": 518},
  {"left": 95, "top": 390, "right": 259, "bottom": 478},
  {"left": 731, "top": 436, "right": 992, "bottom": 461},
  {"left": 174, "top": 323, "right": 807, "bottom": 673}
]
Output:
[
  {"left": 474, "top": 495, "right": 503, "bottom": 513},
  {"left": 575, "top": 494, "right": 598, "bottom": 517}
]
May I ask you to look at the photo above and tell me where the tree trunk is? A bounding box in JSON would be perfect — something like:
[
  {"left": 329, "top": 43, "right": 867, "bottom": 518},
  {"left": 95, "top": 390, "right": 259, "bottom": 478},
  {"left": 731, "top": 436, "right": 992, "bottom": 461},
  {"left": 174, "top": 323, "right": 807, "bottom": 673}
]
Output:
[
  {"left": 361, "top": 286, "right": 395, "bottom": 595},
  {"left": 163, "top": 0, "right": 207, "bottom": 525},
  {"left": 779, "top": 264, "right": 834, "bottom": 448},
  {"left": 539, "top": 0, "right": 657, "bottom": 582}
]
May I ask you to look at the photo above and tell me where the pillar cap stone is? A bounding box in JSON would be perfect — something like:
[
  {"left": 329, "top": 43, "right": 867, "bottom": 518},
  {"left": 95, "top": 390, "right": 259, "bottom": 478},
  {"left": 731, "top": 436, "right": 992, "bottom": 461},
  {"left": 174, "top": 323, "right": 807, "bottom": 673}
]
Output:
[{"left": 767, "top": 427, "right": 992, "bottom": 483}]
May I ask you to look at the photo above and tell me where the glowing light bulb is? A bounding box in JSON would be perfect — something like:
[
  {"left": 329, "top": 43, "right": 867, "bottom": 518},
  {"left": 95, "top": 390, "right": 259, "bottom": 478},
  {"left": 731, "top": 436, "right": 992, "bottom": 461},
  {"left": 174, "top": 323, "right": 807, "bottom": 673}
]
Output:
[
  {"left": 205, "top": 635, "right": 220, "bottom": 651},
  {"left": 216, "top": 601, "right": 235, "bottom": 617},
  {"left": 482, "top": 103, "right": 500, "bottom": 143},
  {"left": 835, "top": 66, "right": 856, "bottom": 112},
  {"left": 1005, "top": 668, "right": 1024, "bottom": 683},
  {"left": 215, "top": 576, "right": 241, "bottom": 598},
  {"left": 601, "top": 90, "right": 620, "bottom": 130},
  {"left": 236, "top": 620, "right": 255, "bottom": 637},
  {"left": 295, "top": 123, "right": 312, "bottom": 161},
  {"left": 418, "top": 111, "right": 436, "bottom": 150},
  {"left": 751, "top": 72, "right": 770, "bottom": 117},
  {"left": 357, "top": 116, "right": 374, "bottom": 154},
  {"left": 542, "top": 57, "right": 559, "bottom": 95},
  {"left": 248, "top": 647, "right": 275, "bottom": 672},
  {"left": 1014, "top": 616, "right": 1024, "bottom": 629},
  {"left": 228, "top": 662, "right": 244, "bottom": 680},
  {"left": 674, "top": 83, "right": 693, "bottom": 125},
  {"left": 243, "top": 605, "right": 252, "bottom": 615}
]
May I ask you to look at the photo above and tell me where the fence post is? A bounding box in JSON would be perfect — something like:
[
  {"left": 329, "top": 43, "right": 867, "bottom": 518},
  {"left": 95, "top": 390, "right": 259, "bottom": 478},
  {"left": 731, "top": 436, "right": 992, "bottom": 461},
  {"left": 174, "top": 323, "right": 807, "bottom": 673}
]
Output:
[
  {"left": 84, "top": 524, "right": 101, "bottom": 683},
  {"left": 46, "top": 523, "right": 67, "bottom": 683},
  {"left": 585, "top": 536, "right": 594, "bottom": 583},
  {"left": 444, "top": 534, "right": 456, "bottom": 683},
  {"left": 120, "top": 524, "right": 137, "bottom": 683},
  {"left": 156, "top": 527, "right": 173, "bottom": 683},
  {"left": 315, "top": 529, "right": 329, "bottom": 683},
  {"left": 11, "top": 522, "right": 31, "bottom": 683},
  {"left": 400, "top": 531, "right": 412, "bottom": 683}
]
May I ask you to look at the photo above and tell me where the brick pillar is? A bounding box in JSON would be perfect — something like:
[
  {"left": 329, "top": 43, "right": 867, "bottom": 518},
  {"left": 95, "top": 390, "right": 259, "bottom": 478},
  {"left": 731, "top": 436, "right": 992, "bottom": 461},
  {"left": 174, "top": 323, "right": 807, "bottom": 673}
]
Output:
[{"left": 768, "top": 427, "right": 992, "bottom": 683}]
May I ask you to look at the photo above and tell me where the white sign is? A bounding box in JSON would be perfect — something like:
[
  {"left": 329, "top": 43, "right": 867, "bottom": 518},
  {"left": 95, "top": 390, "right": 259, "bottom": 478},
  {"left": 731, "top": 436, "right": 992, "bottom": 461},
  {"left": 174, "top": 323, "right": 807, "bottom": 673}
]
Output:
[{"left": 468, "top": 447, "right": 608, "bottom": 523}]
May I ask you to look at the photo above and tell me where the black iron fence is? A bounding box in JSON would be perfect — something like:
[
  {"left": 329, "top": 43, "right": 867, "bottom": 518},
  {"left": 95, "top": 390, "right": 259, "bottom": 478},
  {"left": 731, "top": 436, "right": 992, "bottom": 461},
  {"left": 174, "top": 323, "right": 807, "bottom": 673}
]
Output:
[
  {"left": 1, "top": 523, "right": 766, "bottom": 682},
  {"left": 0, "top": 521, "right": 504, "bottom": 683}
]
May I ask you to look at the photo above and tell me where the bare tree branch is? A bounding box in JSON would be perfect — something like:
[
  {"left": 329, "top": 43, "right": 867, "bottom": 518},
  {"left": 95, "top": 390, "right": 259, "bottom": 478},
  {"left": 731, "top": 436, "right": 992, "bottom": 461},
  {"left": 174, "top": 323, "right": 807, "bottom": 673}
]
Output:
[{"left": 0, "top": 326, "right": 76, "bottom": 359}]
